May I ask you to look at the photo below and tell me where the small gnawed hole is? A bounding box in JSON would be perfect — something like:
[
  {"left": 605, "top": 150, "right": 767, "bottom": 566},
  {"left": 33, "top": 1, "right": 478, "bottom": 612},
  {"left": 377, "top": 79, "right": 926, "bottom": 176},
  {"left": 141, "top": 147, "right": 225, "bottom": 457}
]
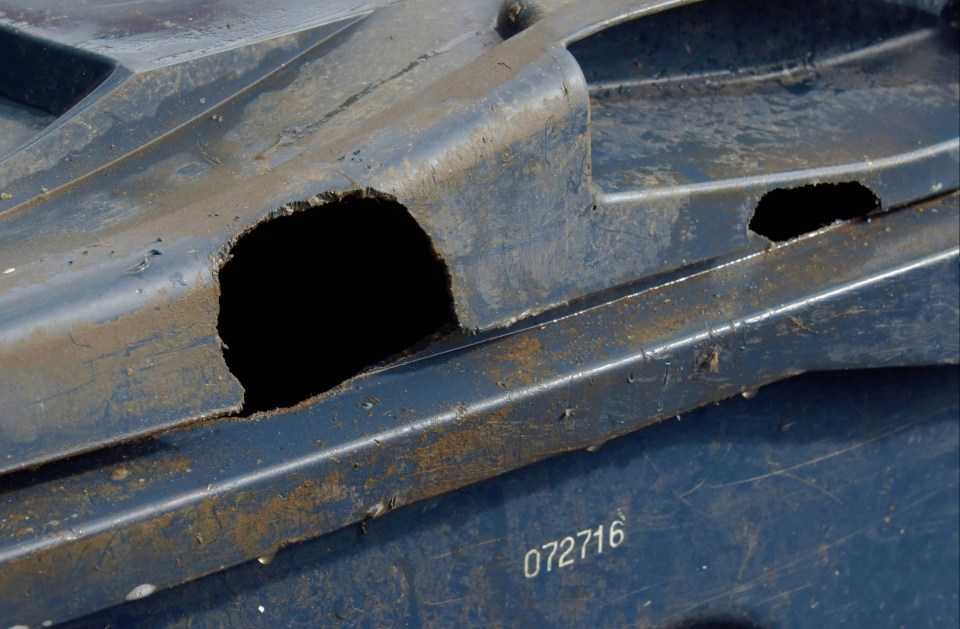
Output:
[{"left": 749, "top": 182, "right": 881, "bottom": 242}]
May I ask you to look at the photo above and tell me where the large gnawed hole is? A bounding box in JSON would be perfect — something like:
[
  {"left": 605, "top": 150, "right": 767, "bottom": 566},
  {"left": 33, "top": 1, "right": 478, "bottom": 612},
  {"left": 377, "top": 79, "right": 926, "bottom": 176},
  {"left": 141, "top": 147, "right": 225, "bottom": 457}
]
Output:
[
  {"left": 749, "top": 182, "right": 881, "bottom": 242},
  {"left": 218, "top": 194, "right": 455, "bottom": 415}
]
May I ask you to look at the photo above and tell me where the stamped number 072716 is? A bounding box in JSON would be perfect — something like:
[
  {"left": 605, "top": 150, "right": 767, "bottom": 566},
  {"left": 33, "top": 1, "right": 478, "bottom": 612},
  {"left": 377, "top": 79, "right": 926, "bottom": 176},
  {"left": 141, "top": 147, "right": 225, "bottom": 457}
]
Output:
[{"left": 523, "top": 518, "right": 625, "bottom": 579}]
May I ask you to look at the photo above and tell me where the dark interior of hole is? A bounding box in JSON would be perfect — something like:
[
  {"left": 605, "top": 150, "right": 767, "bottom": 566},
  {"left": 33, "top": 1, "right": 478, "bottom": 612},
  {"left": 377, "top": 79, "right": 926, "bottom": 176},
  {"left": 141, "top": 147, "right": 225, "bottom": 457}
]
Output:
[
  {"left": 217, "top": 195, "right": 455, "bottom": 414},
  {"left": 749, "top": 182, "right": 881, "bottom": 242}
]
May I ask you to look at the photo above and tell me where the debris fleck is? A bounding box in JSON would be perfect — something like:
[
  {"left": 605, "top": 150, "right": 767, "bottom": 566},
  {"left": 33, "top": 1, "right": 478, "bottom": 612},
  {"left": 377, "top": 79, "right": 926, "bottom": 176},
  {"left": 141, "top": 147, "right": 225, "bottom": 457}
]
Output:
[
  {"left": 506, "top": 2, "right": 522, "bottom": 24},
  {"left": 357, "top": 396, "right": 380, "bottom": 410},
  {"left": 125, "top": 583, "right": 157, "bottom": 601},
  {"left": 257, "top": 551, "right": 276, "bottom": 565},
  {"left": 124, "top": 249, "right": 163, "bottom": 275},
  {"left": 0, "top": 192, "right": 12, "bottom": 200},
  {"left": 2, "top": 267, "right": 14, "bottom": 275},
  {"left": 788, "top": 315, "right": 817, "bottom": 334},
  {"left": 365, "top": 502, "right": 386, "bottom": 520},
  {"left": 695, "top": 344, "right": 722, "bottom": 373},
  {"left": 197, "top": 137, "right": 222, "bottom": 165}
]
